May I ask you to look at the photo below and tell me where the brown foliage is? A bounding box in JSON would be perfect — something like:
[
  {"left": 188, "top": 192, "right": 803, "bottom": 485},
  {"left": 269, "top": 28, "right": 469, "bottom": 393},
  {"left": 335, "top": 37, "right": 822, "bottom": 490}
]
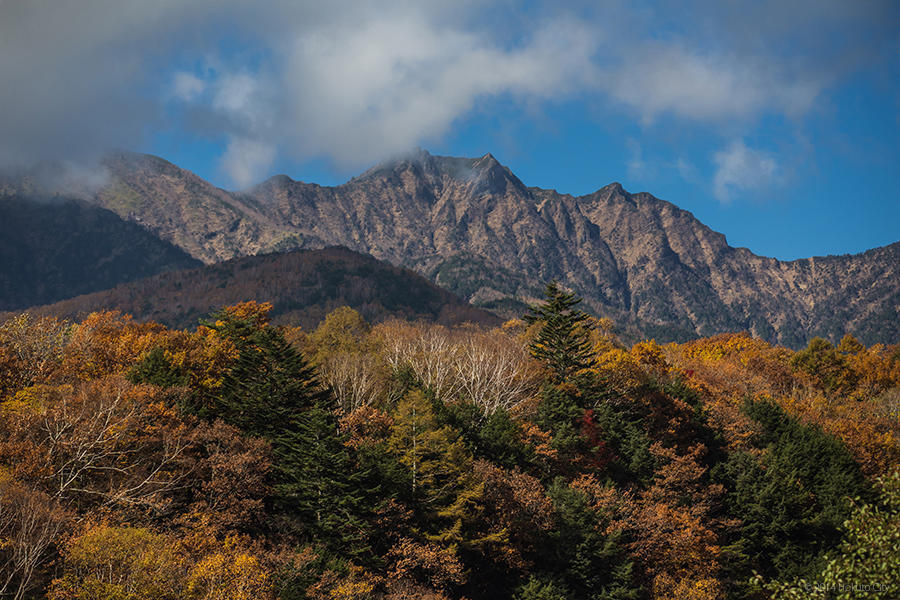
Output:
[
  {"left": 472, "top": 460, "right": 553, "bottom": 570},
  {"left": 180, "top": 419, "right": 271, "bottom": 536},
  {"left": 0, "top": 314, "right": 68, "bottom": 399},
  {"left": 0, "top": 378, "right": 196, "bottom": 517},
  {"left": 0, "top": 478, "right": 69, "bottom": 600},
  {"left": 386, "top": 537, "right": 466, "bottom": 591}
]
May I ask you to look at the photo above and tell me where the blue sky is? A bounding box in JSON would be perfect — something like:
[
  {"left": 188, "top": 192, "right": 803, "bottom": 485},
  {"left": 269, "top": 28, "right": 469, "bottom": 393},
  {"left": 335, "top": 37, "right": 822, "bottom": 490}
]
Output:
[{"left": 1, "top": 1, "right": 897, "bottom": 260}]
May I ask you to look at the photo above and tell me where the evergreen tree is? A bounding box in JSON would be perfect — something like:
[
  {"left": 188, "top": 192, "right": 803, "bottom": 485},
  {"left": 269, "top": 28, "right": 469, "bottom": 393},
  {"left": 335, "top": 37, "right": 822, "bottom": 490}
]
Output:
[
  {"left": 532, "top": 479, "right": 641, "bottom": 600},
  {"left": 712, "top": 399, "right": 868, "bottom": 598},
  {"left": 524, "top": 282, "right": 594, "bottom": 383},
  {"left": 207, "top": 308, "right": 373, "bottom": 556},
  {"left": 127, "top": 346, "right": 188, "bottom": 388}
]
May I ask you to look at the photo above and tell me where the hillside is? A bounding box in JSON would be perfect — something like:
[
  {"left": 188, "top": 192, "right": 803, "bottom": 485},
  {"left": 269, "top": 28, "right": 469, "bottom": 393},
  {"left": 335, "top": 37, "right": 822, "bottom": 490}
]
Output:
[
  {"left": 5, "top": 151, "right": 898, "bottom": 346},
  {"left": 1, "top": 293, "right": 898, "bottom": 600},
  {"left": 0, "top": 194, "right": 201, "bottom": 310},
  {"left": 16, "top": 246, "right": 500, "bottom": 329}
]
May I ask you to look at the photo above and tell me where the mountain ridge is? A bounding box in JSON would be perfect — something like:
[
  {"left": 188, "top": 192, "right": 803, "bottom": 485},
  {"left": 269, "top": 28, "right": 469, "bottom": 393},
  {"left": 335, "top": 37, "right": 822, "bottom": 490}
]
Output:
[
  {"left": 3, "top": 150, "right": 897, "bottom": 346},
  {"left": 0, "top": 194, "right": 201, "bottom": 310},
  {"left": 11, "top": 246, "right": 500, "bottom": 330}
]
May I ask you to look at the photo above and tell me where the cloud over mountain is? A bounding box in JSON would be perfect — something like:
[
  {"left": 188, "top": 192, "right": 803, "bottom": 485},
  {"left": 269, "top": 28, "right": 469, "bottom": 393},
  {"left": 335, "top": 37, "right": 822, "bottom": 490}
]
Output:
[{"left": 1, "top": 1, "right": 896, "bottom": 187}]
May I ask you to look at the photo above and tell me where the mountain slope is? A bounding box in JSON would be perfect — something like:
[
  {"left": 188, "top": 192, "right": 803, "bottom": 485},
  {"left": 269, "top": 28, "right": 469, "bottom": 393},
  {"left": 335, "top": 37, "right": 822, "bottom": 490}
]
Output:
[
  {"left": 16, "top": 246, "right": 500, "bottom": 330},
  {"left": 0, "top": 195, "right": 201, "bottom": 310},
  {"left": 8, "top": 150, "right": 898, "bottom": 346}
]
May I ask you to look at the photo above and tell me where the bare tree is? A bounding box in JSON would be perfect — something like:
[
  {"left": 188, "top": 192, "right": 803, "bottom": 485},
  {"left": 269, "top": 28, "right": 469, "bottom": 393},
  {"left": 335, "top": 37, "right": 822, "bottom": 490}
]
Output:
[
  {"left": 0, "top": 314, "right": 68, "bottom": 396},
  {"left": 320, "top": 352, "right": 387, "bottom": 412},
  {"left": 376, "top": 321, "right": 538, "bottom": 414},
  {"left": 379, "top": 322, "right": 461, "bottom": 402},
  {"left": 3, "top": 377, "right": 196, "bottom": 517},
  {"left": 453, "top": 329, "right": 539, "bottom": 417},
  {"left": 0, "top": 481, "right": 68, "bottom": 600}
]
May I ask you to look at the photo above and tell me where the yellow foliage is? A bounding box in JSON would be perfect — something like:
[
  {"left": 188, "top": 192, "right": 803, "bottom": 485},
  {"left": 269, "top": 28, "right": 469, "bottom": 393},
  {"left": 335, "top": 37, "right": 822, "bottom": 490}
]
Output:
[
  {"left": 187, "top": 549, "right": 272, "bottom": 600},
  {"left": 631, "top": 339, "right": 669, "bottom": 373},
  {"left": 592, "top": 347, "right": 646, "bottom": 395},
  {"left": 49, "top": 525, "right": 187, "bottom": 600}
]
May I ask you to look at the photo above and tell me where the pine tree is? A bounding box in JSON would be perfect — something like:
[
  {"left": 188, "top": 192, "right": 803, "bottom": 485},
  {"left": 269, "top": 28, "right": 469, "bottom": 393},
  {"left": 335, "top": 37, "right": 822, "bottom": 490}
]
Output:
[
  {"left": 207, "top": 307, "right": 373, "bottom": 556},
  {"left": 524, "top": 282, "right": 594, "bottom": 383},
  {"left": 712, "top": 399, "right": 868, "bottom": 597}
]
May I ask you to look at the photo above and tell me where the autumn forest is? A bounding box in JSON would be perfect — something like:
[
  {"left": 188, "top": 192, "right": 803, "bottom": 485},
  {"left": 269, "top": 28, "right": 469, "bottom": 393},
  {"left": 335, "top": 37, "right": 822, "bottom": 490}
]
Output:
[{"left": 1, "top": 285, "right": 898, "bottom": 600}]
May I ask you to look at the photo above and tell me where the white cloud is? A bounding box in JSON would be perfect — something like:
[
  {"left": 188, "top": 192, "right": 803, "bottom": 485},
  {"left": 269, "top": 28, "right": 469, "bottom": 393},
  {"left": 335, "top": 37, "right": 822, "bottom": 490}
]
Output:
[
  {"left": 0, "top": 0, "right": 894, "bottom": 185},
  {"left": 676, "top": 157, "right": 699, "bottom": 184},
  {"left": 272, "top": 14, "right": 598, "bottom": 165},
  {"left": 220, "top": 137, "right": 276, "bottom": 189},
  {"left": 712, "top": 140, "right": 778, "bottom": 202},
  {"left": 172, "top": 72, "right": 206, "bottom": 102},
  {"left": 625, "top": 139, "right": 649, "bottom": 180},
  {"left": 607, "top": 45, "right": 822, "bottom": 123}
]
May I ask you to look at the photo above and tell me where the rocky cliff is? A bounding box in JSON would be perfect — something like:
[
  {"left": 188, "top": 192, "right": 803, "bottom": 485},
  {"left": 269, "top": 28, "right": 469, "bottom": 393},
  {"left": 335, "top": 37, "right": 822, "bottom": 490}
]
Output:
[{"left": 11, "top": 150, "right": 897, "bottom": 346}]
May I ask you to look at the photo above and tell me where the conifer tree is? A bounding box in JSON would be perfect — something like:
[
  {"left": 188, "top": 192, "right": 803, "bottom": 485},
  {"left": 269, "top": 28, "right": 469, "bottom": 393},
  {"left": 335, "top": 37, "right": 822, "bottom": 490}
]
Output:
[
  {"left": 207, "top": 307, "right": 373, "bottom": 556},
  {"left": 386, "top": 390, "right": 495, "bottom": 548},
  {"left": 524, "top": 282, "right": 594, "bottom": 383}
]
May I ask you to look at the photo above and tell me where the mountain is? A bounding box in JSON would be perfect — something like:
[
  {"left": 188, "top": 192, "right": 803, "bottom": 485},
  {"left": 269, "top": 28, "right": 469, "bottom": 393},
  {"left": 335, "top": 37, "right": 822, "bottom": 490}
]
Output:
[
  {"left": 14, "top": 246, "right": 500, "bottom": 330},
  {"left": 5, "top": 151, "right": 898, "bottom": 346},
  {"left": 0, "top": 194, "right": 201, "bottom": 310}
]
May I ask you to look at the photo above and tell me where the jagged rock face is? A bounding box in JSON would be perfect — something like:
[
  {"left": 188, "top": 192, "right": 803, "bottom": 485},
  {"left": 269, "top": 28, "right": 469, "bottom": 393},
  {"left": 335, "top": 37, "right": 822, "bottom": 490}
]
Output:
[{"left": 58, "top": 150, "right": 899, "bottom": 346}]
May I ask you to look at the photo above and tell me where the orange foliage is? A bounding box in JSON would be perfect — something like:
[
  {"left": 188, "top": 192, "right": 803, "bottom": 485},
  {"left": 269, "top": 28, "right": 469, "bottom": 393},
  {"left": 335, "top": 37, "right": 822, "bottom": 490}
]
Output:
[
  {"left": 669, "top": 332, "right": 900, "bottom": 476},
  {"left": 473, "top": 460, "right": 554, "bottom": 570},
  {"left": 386, "top": 537, "right": 466, "bottom": 591}
]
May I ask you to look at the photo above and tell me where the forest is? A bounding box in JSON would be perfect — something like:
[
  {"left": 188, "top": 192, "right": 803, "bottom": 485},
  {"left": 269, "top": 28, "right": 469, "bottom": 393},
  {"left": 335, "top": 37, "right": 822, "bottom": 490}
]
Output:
[{"left": 0, "top": 283, "right": 897, "bottom": 600}]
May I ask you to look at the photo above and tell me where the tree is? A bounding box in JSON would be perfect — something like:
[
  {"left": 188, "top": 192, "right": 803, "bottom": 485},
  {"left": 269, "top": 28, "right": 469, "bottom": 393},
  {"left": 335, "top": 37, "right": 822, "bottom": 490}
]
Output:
[
  {"left": 0, "top": 377, "right": 197, "bottom": 516},
  {"left": 186, "top": 546, "right": 273, "bottom": 600},
  {"left": 207, "top": 306, "right": 372, "bottom": 556},
  {"left": 524, "top": 282, "right": 594, "bottom": 383},
  {"left": 0, "top": 314, "right": 67, "bottom": 398},
  {"left": 387, "top": 391, "right": 474, "bottom": 510},
  {"left": 712, "top": 399, "right": 868, "bottom": 598},
  {"left": 0, "top": 479, "right": 68, "bottom": 600},
  {"left": 534, "top": 479, "right": 640, "bottom": 600},
  {"left": 128, "top": 346, "right": 189, "bottom": 388},
  {"left": 791, "top": 337, "right": 858, "bottom": 394},
  {"left": 49, "top": 525, "right": 187, "bottom": 600},
  {"left": 515, "top": 575, "right": 569, "bottom": 600},
  {"left": 385, "top": 390, "right": 502, "bottom": 560},
  {"left": 306, "top": 307, "right": 372, "bottom": 364},
  {"left": 756, "top": 469, "right": 900, "bottom": 600}
]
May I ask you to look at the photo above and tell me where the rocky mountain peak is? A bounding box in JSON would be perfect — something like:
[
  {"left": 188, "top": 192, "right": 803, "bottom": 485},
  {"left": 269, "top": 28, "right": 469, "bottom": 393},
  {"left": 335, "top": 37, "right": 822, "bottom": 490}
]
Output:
[{"left": 6, "top": 150, "right": 896, "bottom": 346}]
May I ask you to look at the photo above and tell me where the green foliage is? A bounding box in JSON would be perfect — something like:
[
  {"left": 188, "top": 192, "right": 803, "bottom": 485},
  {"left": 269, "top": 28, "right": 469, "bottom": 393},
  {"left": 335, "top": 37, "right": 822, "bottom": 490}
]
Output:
[
  {"left": 515, "top": 575, "right": 570, "bottom": 600},
  {"left": 3, "top": 302, "right": 899, "bottom": 600},
  {"left": 655, "top": 377, "right": 727, "bottom": 465},
  {"left": 384, "top": 389, "right": 507, "bottom": 561},
  {"left": 713, "top": 399, "right": 868, "bottom": 597},
  {"left": 274, "top": 404, "right": 374, "bottom": 557},
  {"left": 589, "top": 400, "right": 655, "bottom": 485},
  {"left": 207, "top": 308, "right": 373, "bottom": 557},
  {"left": 791, "top": 337, "right": 859, "bottom": 394},
  {"left": 532, "top": 480, "right": 641, "bottom": 600},
  {"left": 524, "top": 282, "right": 594, "bottom": 383},
  {"left": 306, "top": 306, "right": 370, "bottom": 364},
  {"left": 387, "top": 390, "right": 467, "bottom": 503},
  {"left": 535, "top": 383, "right": 585, "bottom": 460},
  {"left": 754, "top": 470, "right": 900, "bottom": 599},
  {"left": 475, "top": 409, "right": 535, "bottom": 469},
  {"left": 212, "top": 318, "right": 329, "bottom": 436},
  {"left": 270, "top": 547, "right": 350, "bottom": 600},
  {"left": 127, "top": 346, "right": 188, "bottom": 388},
  {"left": 437, "top": 399, "right": 535, "bottom": 470}
]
